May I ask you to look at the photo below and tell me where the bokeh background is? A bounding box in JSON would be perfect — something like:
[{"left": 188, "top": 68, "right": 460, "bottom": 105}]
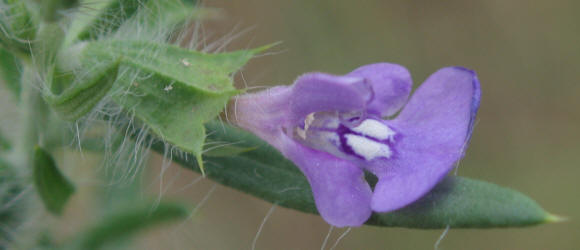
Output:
[
  {"left": 2, "top": 1, "right": 575, "bottom": 249},
  {"left": 135, "top": 1, "right": 580, "bottom": 249}
]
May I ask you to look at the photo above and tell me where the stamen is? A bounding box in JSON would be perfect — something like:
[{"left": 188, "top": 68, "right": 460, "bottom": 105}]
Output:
[{"left": 297, "top": 113, "right": 316, "bottom": 139}]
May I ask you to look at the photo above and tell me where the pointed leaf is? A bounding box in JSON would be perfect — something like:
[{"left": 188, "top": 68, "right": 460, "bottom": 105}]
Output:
[
  {"left": 77, "top": 40, "right": 261, "bottom": 160},
  {"left": 83, "top": 41, "right": 257, "bottom": 93},
  {"left": 112, "top": 73, "right": 232, "bottom": 163},
  {"left": 154, "top": 122, "right": 555, "bottom": 229},
  {"left": 74, "top": 201, "right": 188, "bottom": 249},
  {"left": 365, "top": 176, "right": 555, "bottom": 228},
  {"left": 33, "top": 146, "right": 75, "bottom": 215}
]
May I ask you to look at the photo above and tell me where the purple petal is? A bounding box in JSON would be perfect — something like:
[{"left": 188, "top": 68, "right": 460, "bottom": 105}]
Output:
[
  {"left": 347, "top": 63, "right": 412, "bottom": 117},
  {"left": 288, "top": 73, "right": 372, "bottom": 124},
  {"left": 368, "top": 67, "right": 481, "bottom": 212},
  {"left": 234, "top": 86, "right": 294, "bottom": 141},
  {"left": 278, "top": 134, "right": 373, "bottom": 227},
  {"left": 234, "top": 73, "right": 373, "bottom": 144}
]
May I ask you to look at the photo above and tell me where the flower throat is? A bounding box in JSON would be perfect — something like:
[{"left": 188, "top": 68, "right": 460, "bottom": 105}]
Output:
[{"left": 294, "top": 112, "right": 397, "bottom": 161}]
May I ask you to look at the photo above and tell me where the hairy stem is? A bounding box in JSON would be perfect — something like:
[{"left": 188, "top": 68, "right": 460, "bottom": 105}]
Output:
[
  {"left": 13, "top": 64, "right": 43, "bottom": 170},
  {"left": 12, "top": 21, "right": 62, "bottom": 170}
]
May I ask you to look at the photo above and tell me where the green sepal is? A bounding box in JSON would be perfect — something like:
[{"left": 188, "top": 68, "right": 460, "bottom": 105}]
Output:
[
  {"left": 154, "top": 122, "right": 556, "bottom": 229},
  {"left": 32, "top": 146, "right": 75, "bottom": 215}
]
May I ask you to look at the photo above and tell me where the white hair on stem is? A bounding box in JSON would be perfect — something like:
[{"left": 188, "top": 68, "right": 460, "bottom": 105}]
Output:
[
  {"left": 251, "top": 204, "right": 277, "bottom": 250},
  {"left": 173, "top": 183, "right": 218, "bottom": 231},
  {"left": 320, "top": 225, "right": 335, "bottom": 250},
  {"left": 434, "top": 225, "right": 451, "bottom": 250},
  {"left": 329, "top": 227, "right": 352, "bottom": 250}
]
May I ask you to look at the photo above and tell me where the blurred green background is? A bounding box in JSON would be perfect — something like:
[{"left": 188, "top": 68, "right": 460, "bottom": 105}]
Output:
[{"left": 134, "top": 1, "right": 580, "bottom": 249}]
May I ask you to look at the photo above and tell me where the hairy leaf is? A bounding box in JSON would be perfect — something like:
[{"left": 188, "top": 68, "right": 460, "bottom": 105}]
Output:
[
  {"left": 156, "top": 122, "right": 556, "bottom": 229},
  {"left": 33, "top": 146, "right": 75, "bottom": 215},
  {"left": 0, "top": 0, "right": 37, "bottom": 55},
  {"left": 76, "top": 41, "right": 263, "bottom": 168},
  {"left": 74, "top": 201, "right": 188, "bottom": 249},
  {"left": 83, "top": 41, "right": 257, "bottom": 93},
  {"left": 44, "top": 61, "right": 119, "bottom": 120},
  {"left": 67, "top": 0, "right": 202, "bottom": 44},
  {"left": 70, "top": 0, "right": 144, "bottom": 42}
]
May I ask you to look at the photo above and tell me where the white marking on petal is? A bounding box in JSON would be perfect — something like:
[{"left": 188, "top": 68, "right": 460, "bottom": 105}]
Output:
[
  {"left": 351, "top": 119, "right": 396, "bottom": 141},
  {"left": 345, "top": 134, "right": 392, "bottom": 160}
]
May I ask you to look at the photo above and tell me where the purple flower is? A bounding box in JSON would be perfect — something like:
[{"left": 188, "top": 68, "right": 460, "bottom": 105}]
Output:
[{"left": 233, "top": 63, "right": 480, "bottom": 227}]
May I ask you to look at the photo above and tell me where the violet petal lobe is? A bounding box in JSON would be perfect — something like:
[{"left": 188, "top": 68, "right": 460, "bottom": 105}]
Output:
[
  {"left": 347, "top": 63, "right": 413, "bottom": 117},
  {"left": 278, "top": 133, "right": 373, "bottom": 227},
  {"left": 234, "top": 72, "right": 374, "bottom": 146},
  {"left": 288, "top": 73, "right": 371, "bottom": 124},
  {"left": 368, "top": 67, "right": 481, "bottom": 212}
]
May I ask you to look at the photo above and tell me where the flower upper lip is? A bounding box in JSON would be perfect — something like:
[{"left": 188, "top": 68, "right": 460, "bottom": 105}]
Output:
[{"left": 233, "top": 63, "right": 481, "bottom": 227}]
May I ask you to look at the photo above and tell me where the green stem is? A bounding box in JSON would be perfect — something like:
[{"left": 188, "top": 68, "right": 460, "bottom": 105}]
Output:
[
  {"left": 12, "top": 21, "right": 62, "bottom": 170},
  {"left": 13, "top": 64, "right": 44, "bottom": 170}
]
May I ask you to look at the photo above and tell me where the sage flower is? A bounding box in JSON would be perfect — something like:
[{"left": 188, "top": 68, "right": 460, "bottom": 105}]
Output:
[{"left": 234, "top": 63, "right": 480, "bottom": 227}]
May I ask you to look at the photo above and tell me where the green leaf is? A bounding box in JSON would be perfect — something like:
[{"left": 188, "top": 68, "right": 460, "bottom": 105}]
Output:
[
  {"left": 203, "top": 142, "right": 257, "bottom": 157},
  {"left": 134, "top": 0, "right": 197, "bottom": 36},
  {"left": 66, "top": 0, "right": 145, "bottom": 44},
  {"left": 154, "top": 122, "right": 555, "bottom": 229},
  {"left": 0, "top": 0, "right": 37, "bottom": 55},
  {"left": 365, "top": 176, "right": 556, "bottom": 228},
  {"left": 75, "top": 40, "right": 262, "bottom": 171},
  {"left": 67, "top": 0, "right": 207, "bottom": 45},
  {"left": 44, "top": 60, "right": 120, "bottom": 120},
  {"left": 74, "top": 201, "right": 188, "bottom": 250},
  {"left": 0, "top": 48, "right": 22, "bottom": 98},
  {"left": 33, "top": 146, "right": 75, "bottom": 215},
  {"left": 83, "top": 41, "right": 256, "bottom": 93}
]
